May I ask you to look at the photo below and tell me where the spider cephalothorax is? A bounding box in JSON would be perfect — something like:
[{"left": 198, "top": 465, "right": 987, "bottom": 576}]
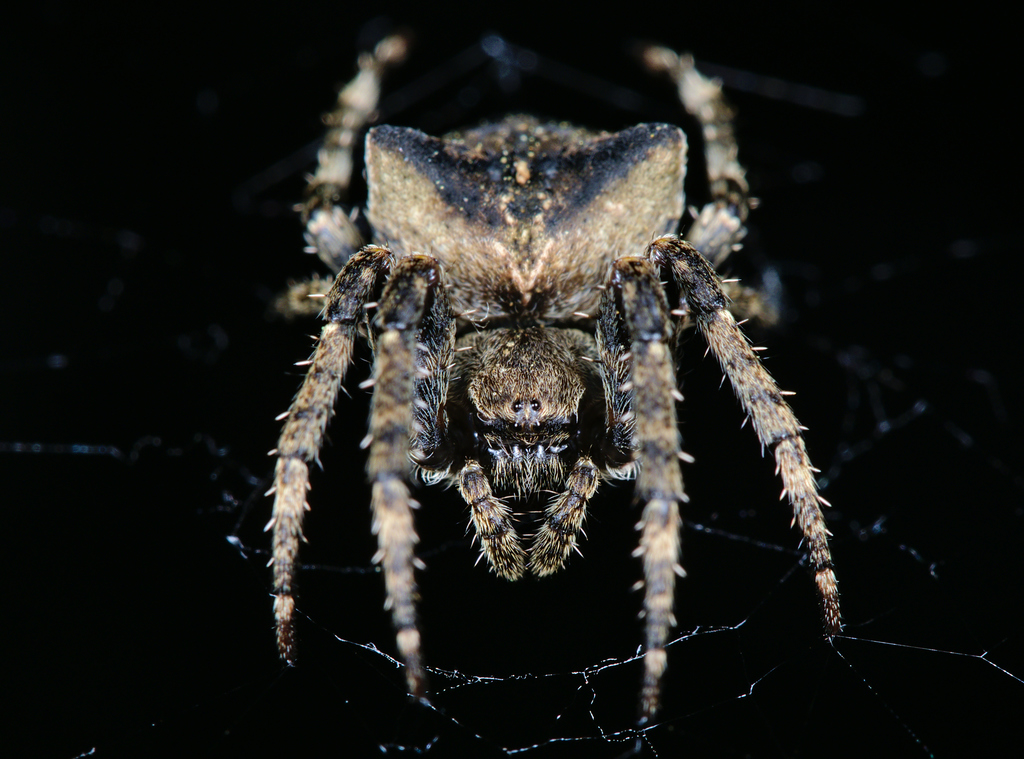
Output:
[
  {"left": 269, "top": 35, "right": 841, "bottom": 725},
  {"left": 453, "top": 326, "right": 600, "bottom": 494}
]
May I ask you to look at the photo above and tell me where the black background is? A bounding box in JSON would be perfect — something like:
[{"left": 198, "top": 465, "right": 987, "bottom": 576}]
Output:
[{"left": 4, "top": 4, "right": 1022, "bottom": 758}]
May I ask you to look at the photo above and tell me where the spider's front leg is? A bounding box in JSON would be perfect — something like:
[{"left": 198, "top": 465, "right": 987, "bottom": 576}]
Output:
[
  {"left": 597, "top": 257, "right": 687, "bottom": 725},
  {"left": 271, "top": 244, "right": 393, "bottom": 663},
  {"left": 648, "top": 235, "right": 841, "bottom": 635},
  {"left": 367, "top": 253, "right": 455, "bottom": 698}
]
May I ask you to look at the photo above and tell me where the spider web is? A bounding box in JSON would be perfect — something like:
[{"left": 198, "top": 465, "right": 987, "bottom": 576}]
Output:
[{"left": 4, "top": 9, "right": 1021, "bottom": 759}]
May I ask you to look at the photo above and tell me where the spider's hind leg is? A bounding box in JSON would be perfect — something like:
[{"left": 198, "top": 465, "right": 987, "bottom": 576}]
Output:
[
  {"left": 644, "top": 47, "right": 779, "bottom": 328},
  {"left": 642, "top": 45, "right": 749, "bottom": 266},
  {"left": 302, "top": 33, "right": 409, "bottom": 273},
  {"left": 272, "top": 34, "right": 411, "bottom": 321}
]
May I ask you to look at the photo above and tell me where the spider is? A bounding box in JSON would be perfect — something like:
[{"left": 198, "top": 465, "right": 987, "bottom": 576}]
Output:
[{"left": 267, "top": 34, "right": 841, "bottom": 724}]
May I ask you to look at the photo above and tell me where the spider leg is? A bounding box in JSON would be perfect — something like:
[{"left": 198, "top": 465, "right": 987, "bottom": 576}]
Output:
[
  {"left": 458, "top": 460, "right": 526, "bottom": 579},
  {"left": 648, "top": 235, "right": 841, "bottom": 636},
  {"left": 366, "top": 253, "right": 455, "bottom": 699},
  {"left": 409, "top": 266, "right": 456, "bottom": 469},
  {"left": 598, "top": 257, "right": 687, "bottom": 725},
  {"left": 302, "top": 33, "right": 409, "bottom": 274},
  {"left": 646, "top": 47, "right": 779, "bottom": 329},
  {"left": 718, "top": 278, "right": 780, "bottom": 329},
  {"left": 271, "top": 34, "right": 410, "bottom": 321},
  {"left": 595, "top": 306, "right": 640, "bottom": 477},
  {"left": 270, "top": 272, "right": 336, "bottom": 321},
  {"left": 529, "top": 456, "right": 600, "bottom": 575},
  {"left": 271, "top": 244, "right": 393, "bottom": 664},
  {"left": 642, "top": 45, "right": 749, "bottom": 267}
]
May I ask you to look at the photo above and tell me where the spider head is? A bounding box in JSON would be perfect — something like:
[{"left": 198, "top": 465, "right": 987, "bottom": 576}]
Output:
[{"left": 464, "top": 326, "right": 599, "bottom": 496}]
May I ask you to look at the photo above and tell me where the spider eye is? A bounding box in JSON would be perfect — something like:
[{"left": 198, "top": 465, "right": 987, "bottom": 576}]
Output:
[
  {"left": 530, "top": 399, "right": 542, "bottom": 412},
  {"left": 511, "top": 400, "right": 524, "bottom": 413}
]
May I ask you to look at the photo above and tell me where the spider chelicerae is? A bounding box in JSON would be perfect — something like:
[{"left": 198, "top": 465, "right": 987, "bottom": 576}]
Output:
[{"left": 267, "top": 34, "right": 841, "bottom": 724}]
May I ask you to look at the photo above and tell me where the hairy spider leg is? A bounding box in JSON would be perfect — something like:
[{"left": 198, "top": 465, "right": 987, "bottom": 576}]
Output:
[
  {"left": 270, "top": 245, "right": 393, "bottom": 663},
  {"left": 597, "top": 257, "right": 688, "bottom": 725},
  {"left": 303, "top": 34, "right": 410, "bottom": 272},
  {"left": 275, "top": 34, "right": 410, "bottom": 320},
  {"left": 649, "top": 235, "right": 841, "bottom": 636},
  {"left": 644, "top": 45, "right": 781, "bottom": 329},
  {"left": 643, "top": 45, "right": 749, "bottom": 265},
  {"left": 366, "top": 253, "right": 456, "bottom": 698},
  {"left": 651, "top": 46, "right": 839, "bottom": 632}
]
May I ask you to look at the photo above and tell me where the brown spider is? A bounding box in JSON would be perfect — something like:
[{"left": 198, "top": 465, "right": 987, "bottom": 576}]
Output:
[{"left": 267, "top": 34, "right": 840, "bottom": 724}]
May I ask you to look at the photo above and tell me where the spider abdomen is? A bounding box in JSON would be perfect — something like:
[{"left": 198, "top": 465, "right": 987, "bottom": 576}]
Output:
[{"left": 365, "top": 118, "right": 687, "bottom": 321}]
